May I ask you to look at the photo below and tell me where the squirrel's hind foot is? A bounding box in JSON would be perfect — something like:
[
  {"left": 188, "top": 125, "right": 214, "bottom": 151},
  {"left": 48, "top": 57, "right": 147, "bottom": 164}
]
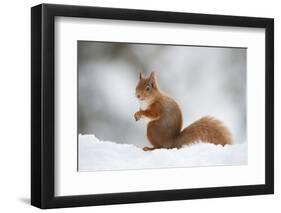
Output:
[{"left": 143, "top": 146, "right": 157, "bottom": 151}]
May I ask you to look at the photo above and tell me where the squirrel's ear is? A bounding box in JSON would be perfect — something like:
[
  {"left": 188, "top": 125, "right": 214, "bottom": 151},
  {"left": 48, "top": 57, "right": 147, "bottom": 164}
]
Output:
[
  {"left": 139, "top": 72, "right": 144, "bottom": 80},
  {"left": 149, "top": 72, "right": 156, "bottom": 81},
  {"left": 149, "top": 72, "right": 157, "bottom": 88}
]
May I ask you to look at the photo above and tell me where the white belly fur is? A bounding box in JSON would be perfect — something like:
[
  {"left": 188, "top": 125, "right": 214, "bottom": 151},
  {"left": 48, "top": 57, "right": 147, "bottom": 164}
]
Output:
[
  {"left": 139, "top": 100, "right": 153, "bottom": 122},
  {"left": 139, "top": 100, "right": 150, "bottom": 110}
]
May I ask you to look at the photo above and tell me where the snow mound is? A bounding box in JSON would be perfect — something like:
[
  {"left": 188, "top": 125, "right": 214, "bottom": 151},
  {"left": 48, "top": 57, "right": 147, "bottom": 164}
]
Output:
[{"left": 78, "top": 134, "right": 247, "bottom": 172}]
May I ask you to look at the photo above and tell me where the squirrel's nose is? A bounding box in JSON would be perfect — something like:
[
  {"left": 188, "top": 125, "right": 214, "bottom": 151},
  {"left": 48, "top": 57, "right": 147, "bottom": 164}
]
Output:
[{"left": 137, "top": 94, "right": 140, "bottom": 99}]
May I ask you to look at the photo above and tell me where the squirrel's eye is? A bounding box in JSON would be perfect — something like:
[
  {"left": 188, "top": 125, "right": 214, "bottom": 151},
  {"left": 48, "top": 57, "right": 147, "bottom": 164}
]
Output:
[{"left": 145, "top": 86, "right": 151, "bottom": 91}]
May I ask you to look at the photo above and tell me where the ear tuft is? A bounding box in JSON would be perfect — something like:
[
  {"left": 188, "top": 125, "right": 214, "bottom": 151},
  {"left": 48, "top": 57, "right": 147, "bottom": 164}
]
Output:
[
  {"left": 149, "top": 72, "right": 156, "bottom": 82},
  {"left": 149, "top": 72, "right": 157, "bottom": 88},
  {"left": 139, "top": 72, "right": 144, "bottom": 80},
  {"left": 149, "top": 72, "right": 155, "bottom": 79}
]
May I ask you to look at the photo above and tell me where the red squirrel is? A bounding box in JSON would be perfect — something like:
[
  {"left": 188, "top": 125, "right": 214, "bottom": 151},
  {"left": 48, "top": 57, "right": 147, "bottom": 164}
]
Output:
[{"left": 134, "top": 72, "right": 233, "bottom": 151}]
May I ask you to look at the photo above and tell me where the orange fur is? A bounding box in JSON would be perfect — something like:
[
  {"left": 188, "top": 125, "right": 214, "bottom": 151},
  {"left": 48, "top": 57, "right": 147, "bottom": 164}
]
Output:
[
  {"left": 134, "top": 72, "right": 233, "bottom": 151},
  {"left": 174, "top": 116, "right": 232, "bottom": 148}
]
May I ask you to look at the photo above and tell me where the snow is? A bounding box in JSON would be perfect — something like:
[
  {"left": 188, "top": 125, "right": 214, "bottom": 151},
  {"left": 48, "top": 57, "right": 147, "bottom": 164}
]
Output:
[{"left": 78, "top": 134, "right": 247, "bottom": 172}]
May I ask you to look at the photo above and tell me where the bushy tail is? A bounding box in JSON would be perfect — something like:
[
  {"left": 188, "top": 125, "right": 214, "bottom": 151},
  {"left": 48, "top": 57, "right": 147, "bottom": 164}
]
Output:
[{"left": 174, "top": 116, "right": 232, "bottom": 148}]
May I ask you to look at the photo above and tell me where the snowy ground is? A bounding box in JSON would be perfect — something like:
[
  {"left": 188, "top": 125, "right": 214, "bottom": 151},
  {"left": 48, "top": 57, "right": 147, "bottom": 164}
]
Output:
[{"left": 78, "top": 134, "right": 247, "bottom": 172}]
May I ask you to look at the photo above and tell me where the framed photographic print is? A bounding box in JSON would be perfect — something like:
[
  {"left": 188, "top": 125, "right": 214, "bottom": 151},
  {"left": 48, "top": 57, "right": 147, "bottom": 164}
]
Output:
[{"left": 31, "top": 3, "right": 274, "bottom": 209}]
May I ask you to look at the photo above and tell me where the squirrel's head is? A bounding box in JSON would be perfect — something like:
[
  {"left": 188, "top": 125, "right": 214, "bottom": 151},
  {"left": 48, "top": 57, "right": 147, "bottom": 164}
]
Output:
[{"left": 135, "top": 72, "right": 158, "bottom": 101}]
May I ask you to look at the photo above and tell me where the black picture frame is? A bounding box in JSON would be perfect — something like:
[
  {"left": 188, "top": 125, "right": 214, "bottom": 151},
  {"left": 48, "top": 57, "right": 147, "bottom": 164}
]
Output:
[{"left": 31, "top": 3, "right": 274, "bottom": 209}]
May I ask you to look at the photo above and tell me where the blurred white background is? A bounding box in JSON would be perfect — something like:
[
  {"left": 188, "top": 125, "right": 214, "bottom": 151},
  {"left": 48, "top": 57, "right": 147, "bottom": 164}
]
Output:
[
  {"left": 78, "top": 42, "right": 246, "bottom": 147},
  {"left": 0, "top": 0, "right": 280, "bottom": 212}
]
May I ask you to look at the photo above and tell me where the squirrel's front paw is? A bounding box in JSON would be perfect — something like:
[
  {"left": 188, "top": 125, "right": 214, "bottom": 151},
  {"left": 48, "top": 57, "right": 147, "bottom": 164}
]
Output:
[{"left": 134, "top": 111, "right": 142, "bottom": 121}]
